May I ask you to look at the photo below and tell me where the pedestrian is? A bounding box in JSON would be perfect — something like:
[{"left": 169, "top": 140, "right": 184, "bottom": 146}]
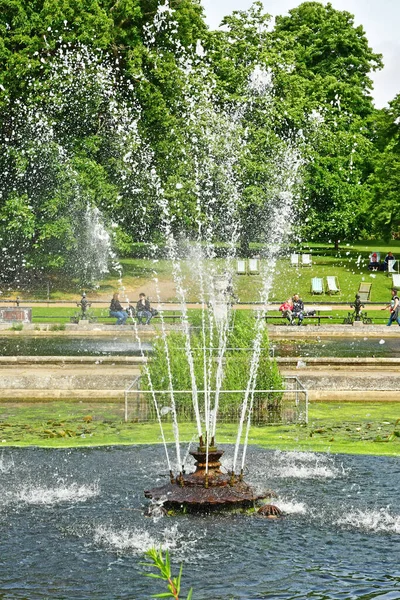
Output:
[
  {"left": 109, "top": 292, "right": 128, "bottom": 325},
  {"left": 382, "top": 288, "right": 400, "bottom": 326}
]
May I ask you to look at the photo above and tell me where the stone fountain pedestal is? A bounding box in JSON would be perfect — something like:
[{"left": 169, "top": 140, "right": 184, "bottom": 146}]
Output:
[{"left": 144, "top": 442, "right": 273, "bottom": 512}]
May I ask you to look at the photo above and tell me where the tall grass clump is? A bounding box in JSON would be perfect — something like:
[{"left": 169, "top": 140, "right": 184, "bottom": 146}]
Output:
[{"left": 142, "top": 311, "right": 284, "bottom": 423}]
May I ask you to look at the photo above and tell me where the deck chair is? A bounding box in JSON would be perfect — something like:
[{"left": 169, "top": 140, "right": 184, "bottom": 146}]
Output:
[
  {"left": 301, "top": 254, "right": 312, "bottom": 267},
  {"left": 392, "top": 274, "right": 400, "bottom": 288},
  {"left": 311, "top": 277, "right": 323, "bottom": 294},
  {"left": 248, "top": 258, "right": 259, "bottom": 274},
  {"left": 326, "top": 276, "right": 340, "bottom": 295},
  {"left": 387, "top": 260, "right": 398, "bottom": 274},
  {"left": 358, "top": 282, "right": 372, "bottom": 302},
  {"left": 290, "top": 253, "right": 299, "bottom": 267},
  {"left": 236, "top": 259, "right": 247, "bottom": 275}
]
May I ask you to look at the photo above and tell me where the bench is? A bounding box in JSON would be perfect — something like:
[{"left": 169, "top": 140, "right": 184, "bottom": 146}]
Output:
[
  {"left": 31, "top": 310, "right": 182, "bottom": 324},
  {"left": 146, "top": 312, "right": 181, "bottom": 324},
  {"left": 264, "top": 314, "right": 332, "bottom": 326}
]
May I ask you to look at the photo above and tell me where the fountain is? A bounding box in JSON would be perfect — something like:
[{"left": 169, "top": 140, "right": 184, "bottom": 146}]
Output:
[
  {"left": 144, "top": 437, "right": 278, "bottom": 513},
  {"left": 1, "top": 3, "right": 400, "bottom": 599},
  {"left": 115, "top": 4, "right": 303, "bottom": 516}
]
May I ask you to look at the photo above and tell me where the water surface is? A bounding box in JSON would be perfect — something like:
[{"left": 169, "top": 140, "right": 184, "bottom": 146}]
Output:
[
  {"left": 0, "top": 446, "right": 399, "bottom": 599},
  {"left": 0, "top": 336, "right": 151, "bottom": 356},
  {"left": 273, "top": 336, "right": 400, "bottom": 358},
  {"left": 1, "top": 336, "right": 399, "bottom": 358}
]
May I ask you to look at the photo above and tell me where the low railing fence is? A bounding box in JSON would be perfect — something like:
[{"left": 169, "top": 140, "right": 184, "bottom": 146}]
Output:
[{"left": 124, "top": 376, "right": 307, "bottom": 425}]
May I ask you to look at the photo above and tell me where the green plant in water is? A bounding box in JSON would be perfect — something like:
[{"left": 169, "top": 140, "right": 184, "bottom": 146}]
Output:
[
  {"left": 387, "top": 419, "right": 400, "bottom": 442},
  {"left": 142, "top": 312, "right": 284, "bottom": 423},
  {"left": 142, "top": 548, "right": 192, "bottom": 599},
  {"left": 50, "top": 323, "right": 66, "bottom": 331}
]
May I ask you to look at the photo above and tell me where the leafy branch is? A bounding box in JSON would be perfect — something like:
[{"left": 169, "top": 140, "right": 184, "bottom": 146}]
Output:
[{"left": 142, "top": 548, "right": 193, "bottom": 600}]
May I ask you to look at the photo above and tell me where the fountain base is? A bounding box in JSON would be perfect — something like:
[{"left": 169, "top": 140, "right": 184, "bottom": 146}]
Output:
[{"left": 144, "top": 443, "right": 276, "bottom": 512}]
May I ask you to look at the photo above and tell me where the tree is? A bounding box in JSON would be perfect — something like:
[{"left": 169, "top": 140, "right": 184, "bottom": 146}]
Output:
[
  {"left": 271, "top": 1, "right": 383, "bottom": 247},
  {"left": 366, "top": 94, "right": 400, "bottom": 240},
  {"left": 0, "top": 0, "right": 210, "bottom": 285}
]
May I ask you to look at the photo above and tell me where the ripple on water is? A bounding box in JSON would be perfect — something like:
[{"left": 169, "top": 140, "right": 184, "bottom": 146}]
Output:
[
  {"left": 93, "top": 523, "right": 200, "bottom": 560},
  {"left": 336, "top": 507, "right": 400, "bottom": 535},
  {"left": 13, "top": 482, "right": 99, "bottom": 505},
  {"left": 269, "top": 450, "right": 345, "bottom": 479}
]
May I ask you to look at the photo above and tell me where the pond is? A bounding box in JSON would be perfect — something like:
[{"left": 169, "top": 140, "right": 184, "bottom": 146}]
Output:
[
  {"left": 0, "top": 336, "right": 399, "bottom": 358},
  {"left": 0, "top": 336, "right": 151, "bottom": 356},
  {"left": 0, "top": 446, "right": 399, "bottom": 599},
  {"left": 272, "top": 336, "right": 400, "bottom": 358}
]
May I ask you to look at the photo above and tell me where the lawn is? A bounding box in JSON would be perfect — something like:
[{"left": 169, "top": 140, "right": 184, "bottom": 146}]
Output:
[
  {"left": 16, "top": 240, "right": 400, "bottom": 305},
  {"left": 1, "top": 401, "right": 399, "bottom": 456},
  {"left": 20, "top": 305, "right": 393, "bottom": 326}
]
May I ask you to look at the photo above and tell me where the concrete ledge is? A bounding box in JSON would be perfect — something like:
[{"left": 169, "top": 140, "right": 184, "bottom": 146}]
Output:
[
  {"left": 0, "top": 356, "right": 146, "bottom": 365},
  {"left": 277, "top": 357, "right": 400, "bottom": 368},
  {"left": 308, "top": 390, "right": 400, "bottom": 402},
  {"left": 0, "top": 389, "right": 125, "bottom": 400},
  {"left": 1, "top": 389, "right": 398, "bottom": 403}
]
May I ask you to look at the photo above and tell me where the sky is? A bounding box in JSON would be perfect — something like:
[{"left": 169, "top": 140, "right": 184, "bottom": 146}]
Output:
[{"left": 200, "top": 0, "right": 399, "bottom": 108}]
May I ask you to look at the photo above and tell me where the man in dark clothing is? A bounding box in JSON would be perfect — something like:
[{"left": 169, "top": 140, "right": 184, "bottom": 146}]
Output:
[
  {"left": 383, "top": 251, "right": 395, "bottom": 272},
  {"left": 291, "top": 294, "right": 304, "bottom": 326},
  {"left": 136, "top": 293, "right": 153, "bottom": 325}
]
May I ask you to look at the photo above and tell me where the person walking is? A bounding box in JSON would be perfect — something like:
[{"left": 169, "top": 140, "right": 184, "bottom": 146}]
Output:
[
  {"left": 383, "top": 288, "right": 400, "bottom": 326},
  {"left": 109, "top": 292, "right": 128, "bottom": 325}
]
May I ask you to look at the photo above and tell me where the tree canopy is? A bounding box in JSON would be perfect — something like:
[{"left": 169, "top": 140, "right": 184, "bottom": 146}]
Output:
[{"left": 0, "top": 0, "right": 396, "bottom": 288}]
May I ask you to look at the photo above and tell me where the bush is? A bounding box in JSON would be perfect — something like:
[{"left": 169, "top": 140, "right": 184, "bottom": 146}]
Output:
[{"left": 142, "top": 312, "right": 284, "bottom": 423}]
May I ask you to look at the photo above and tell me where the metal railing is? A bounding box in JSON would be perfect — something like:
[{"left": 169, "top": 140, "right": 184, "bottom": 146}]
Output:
[{"left": 124, "top": 376, "right": 307, "bottom": 425}]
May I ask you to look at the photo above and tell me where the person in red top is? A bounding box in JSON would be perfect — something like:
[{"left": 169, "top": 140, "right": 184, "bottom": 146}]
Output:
[{"left": 279, "top": 297, "right": 293, "bottom": 324}]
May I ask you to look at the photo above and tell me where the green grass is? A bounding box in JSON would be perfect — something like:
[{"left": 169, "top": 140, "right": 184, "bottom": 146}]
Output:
[
  {"left": 26, "top": 305, "right": 390, "bottom": 326},
  {"left": 31, "top": 306, "right": 115, "bottom": 324},
  {"left": 14, "top": 242, "right": 400, "bottom": 305},
  {"left": 1, "top": 401, "right": 399, "bottom": 456}
]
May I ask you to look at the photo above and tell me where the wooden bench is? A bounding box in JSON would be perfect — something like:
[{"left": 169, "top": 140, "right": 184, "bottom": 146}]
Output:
[
  {"left": 31, "top": 310, "right": 182, "bottom": 324},
  {"left": 148, "top": 312, "right": 181, "bottom": 324},
  {"left": 264, "top": 314, "right": 332, "bottom": 326}
]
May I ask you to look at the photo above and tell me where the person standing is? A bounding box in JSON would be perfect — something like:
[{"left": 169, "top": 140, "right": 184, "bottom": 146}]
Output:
[
  {"left": 291, "top": 294, "right": 304, "bottom": 326},
  {"left": 383, "top": 288, "right": 400, "bottom": 326},
  {"left": 136, "top": 293, "right": 153, "bottom": 325},
  {"left": 109, "top": 292, "right": 128, "bottom": 325}
]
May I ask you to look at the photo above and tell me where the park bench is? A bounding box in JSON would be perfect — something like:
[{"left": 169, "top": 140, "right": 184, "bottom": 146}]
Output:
[
  {"left": 31, "top": 309, "right": 182, "bottom": 324},
  {"left": 109, "top": 309, "right": 182, "bottom": 324},
  {"left": 263, "top": 313, "right": 332, "bottom": 326}
]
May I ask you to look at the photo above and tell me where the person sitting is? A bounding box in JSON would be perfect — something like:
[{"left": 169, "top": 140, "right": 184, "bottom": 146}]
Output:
[
  {"left": 291, "top": 294, "right": 304, "bottom": 326},
  {"left": 109, "top": 292, "right": 128, "bottom": 325},
  {"left": 368, "top": 252, "right": 381, "bottom": 271},
  {"left": 136, "top": 293, "right": 153, "bottom": 325},
  {"left": 279, "top": 298, "right": 293, "bottom": 324},
  {"left": 383, "top": 251, "right": 395, "bottom": 272}
]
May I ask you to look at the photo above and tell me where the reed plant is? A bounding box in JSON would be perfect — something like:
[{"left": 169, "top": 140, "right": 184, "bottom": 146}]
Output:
[{"left": 142, "top": 312, "right": 284, "bottom": 423}]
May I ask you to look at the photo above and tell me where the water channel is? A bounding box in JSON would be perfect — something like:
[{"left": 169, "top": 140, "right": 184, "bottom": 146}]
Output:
[{"left": 0, "top": 335, "right": 399, "bottom": 358}]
